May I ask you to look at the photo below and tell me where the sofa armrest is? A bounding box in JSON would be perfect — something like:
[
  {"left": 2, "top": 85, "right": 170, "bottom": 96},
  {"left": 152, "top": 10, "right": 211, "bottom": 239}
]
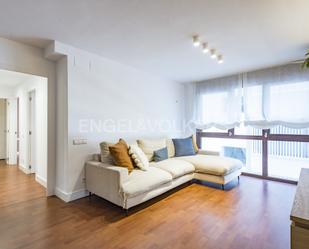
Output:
[
  {"left": 85, "top": 161, "right": 129, "bottom": 207},
  {"left": 198, "top": 150, "right": 220, "bottom": 156}
]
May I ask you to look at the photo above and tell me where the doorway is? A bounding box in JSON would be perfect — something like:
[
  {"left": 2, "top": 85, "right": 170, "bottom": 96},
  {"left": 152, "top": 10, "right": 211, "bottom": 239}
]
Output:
[
  {"left": 0, "top": 99, "right": 7, "bottom": 161},
  {"left": 0, "top": 69, "right": 48, "bottom": 189},
  {"left": 6, "top": 98, "right": 18, "bottom": 165}
]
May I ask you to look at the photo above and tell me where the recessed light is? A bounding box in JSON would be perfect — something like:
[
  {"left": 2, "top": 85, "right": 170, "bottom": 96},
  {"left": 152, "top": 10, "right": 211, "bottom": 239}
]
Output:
[
  {"left": 202, "top": 43, "right": 209, "bottom": 53},
  {"left": 210, "top": 49, "right": 217, "bottom": 59},
  {"left": 217, "top": 55, "right": 224, "bottom": 64},
  {"left": 192, "top": 35, "right": 200, "bottom": 47}
]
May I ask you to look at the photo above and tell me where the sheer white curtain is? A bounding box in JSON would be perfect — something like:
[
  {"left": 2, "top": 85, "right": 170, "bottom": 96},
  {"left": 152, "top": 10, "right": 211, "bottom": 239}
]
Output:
[
  {"left": 191, "top": 63, "right": 309, "bottom": 130},
  {"left": 244, "top": 64, "right": 309, "bottom": 128},
  {"left": 193, "top": 75, "right": 242, "bottom": 129}
]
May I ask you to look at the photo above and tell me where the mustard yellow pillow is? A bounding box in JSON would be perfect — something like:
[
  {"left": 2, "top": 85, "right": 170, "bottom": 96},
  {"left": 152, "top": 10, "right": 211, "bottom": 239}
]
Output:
[{"left": 109, "top": 139, "right": 135, "bottom": 173}]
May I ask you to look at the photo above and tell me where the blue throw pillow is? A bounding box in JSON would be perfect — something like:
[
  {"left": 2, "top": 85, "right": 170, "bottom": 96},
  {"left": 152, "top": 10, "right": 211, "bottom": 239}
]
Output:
[
  {"left": 153, "top": 147, "right": 168, "bottom": 162},
  {"left": 172, "top": 137, "right": 196, "bottom": 157}
]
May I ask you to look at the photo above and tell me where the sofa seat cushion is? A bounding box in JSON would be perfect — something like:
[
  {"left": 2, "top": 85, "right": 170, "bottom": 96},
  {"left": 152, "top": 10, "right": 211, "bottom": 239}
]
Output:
[
  {"left": 179, "top": 155, "right": 243, "bottom": 176},
  {"left": 151, "top": 158, "right": 195, "bottom": 179},
  {"left": 121, "top": 167, "right": 172, "bottom": 198}
]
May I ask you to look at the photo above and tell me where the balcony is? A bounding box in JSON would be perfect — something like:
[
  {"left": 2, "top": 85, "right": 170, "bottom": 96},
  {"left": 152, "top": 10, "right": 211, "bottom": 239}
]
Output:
[{"left": 201, "top": 125, "right": 309, "bottom": 181}]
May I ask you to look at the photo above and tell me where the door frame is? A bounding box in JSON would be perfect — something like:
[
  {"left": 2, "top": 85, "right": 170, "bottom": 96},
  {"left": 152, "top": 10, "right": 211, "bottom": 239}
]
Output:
[
  {"left": 0, "top": 61, "right": 55, "bottom": 196},
  {"left": 28, "top": 90, "right": 36, "bottom": 174}
]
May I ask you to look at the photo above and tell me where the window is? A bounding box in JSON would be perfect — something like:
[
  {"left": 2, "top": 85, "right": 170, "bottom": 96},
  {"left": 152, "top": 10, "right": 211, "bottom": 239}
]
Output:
[
  {"left": 199, "top": 126, "right": 309, "bottom": 182},
  {"left": 203, "top": 127, "right": 228, "bottom": 133},
  {"left": 234, "top": 125, "right": 262, "bottom": 136},
  {"left": 268, "top": 141, "right": 309, "bottom": 181},
  {"left": 201, "top": 137, "right": 262, "bottom": 175},
  {"left": 193, "top": 74, "right": 242, "bottom": 130},
  {"left": 243, "top": 64, "right": 309, "bottom": 127},
  {"left": 270, "top": 125, "right": 309, "bottom": 135},
  {"left": 194, "top": 63, "right": 309, "bottom": 182}
]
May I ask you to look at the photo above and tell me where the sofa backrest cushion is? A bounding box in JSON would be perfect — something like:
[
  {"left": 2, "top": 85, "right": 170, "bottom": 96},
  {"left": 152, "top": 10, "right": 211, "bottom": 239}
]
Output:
[
  {"left": 153, "top": 147, "right": 168, "bottom": 162},
  {"left": 137, "top": 138, "right": 166, "bottom": 161},
  {"left": 109, "top": 139, "right": 135, "bottom": 173},
  {"left": 172, "top": 137, "right": 196, "bottom": 157},
  {"left": 129, "top": 144, "right": 149, "bottom": 171}
]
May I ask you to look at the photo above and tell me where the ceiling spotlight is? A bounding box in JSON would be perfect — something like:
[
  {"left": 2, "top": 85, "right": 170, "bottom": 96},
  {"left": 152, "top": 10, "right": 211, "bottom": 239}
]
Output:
[
  {"left": 210, "top": 49, "right": 217, "bottom": 59},
  {"left": 217, "top": 55, "right": 224, "bottom": 64},
  {"left": 202, "top": 43, "right": 209, "bottom": 53},
  {"left": 192, "top": 35, "right": 200, "bottom": 47}
]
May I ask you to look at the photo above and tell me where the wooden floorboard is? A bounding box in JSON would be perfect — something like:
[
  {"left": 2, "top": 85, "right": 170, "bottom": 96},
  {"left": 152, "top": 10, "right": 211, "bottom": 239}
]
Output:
[{"left": 0, "top": 160, "right": 296, "bottom": 249}]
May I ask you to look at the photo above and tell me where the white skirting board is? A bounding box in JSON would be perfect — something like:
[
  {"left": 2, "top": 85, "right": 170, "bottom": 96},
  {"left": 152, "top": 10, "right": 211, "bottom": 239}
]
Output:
[
  {"left": 55, "top": 188, "right": 89, "bottom": 203},
  {"left": 18, "top": 165, "right": 47, "bottom": 188},
  {"left": 35, "top": 175, "right": 47, "bottom": 188},
  {"left": 19, "top": 165, "right": 31, "bottom": 174}
]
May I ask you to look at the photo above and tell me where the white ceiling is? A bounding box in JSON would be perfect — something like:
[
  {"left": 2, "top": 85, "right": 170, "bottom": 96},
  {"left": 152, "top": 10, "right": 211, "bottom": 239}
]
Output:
[
  {"left": 0, "top": 0, "right": 308, "bottom": 83},
  {"left": 0, "top": 69, "right": 33, "bottom": 87}
]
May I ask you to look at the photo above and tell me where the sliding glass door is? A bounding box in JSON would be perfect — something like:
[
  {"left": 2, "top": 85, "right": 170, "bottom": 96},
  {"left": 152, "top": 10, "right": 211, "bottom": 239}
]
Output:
[{"left": 268, "top": 126, "right": 309, "bottom": 181}]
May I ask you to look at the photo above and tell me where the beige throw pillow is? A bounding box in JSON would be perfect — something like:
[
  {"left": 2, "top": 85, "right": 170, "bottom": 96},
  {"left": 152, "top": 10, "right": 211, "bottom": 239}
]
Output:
[
  {"left": 137, "top": 138, "right": 166, "bottom": 161},
  {"left": 129, "top": 145, "right": 149, "bottom": 171},
  {"left": 166, "top": 138, "right": 175, "bottom": 158},
  {"left": 191, "top": 135, "right": 199, "bottom": 153},
  {"left": 100, "top": 141, "right": 115, "bottom": 164}
]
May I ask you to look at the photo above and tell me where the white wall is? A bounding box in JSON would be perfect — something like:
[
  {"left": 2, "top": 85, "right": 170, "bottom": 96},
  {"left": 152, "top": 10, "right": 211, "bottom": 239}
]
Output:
[
  {"left": 0, "top": 37, "right": 56, "bottom": 195},
  {"left": 48, "top": 42, "right": 185, "bottom": 200},
  {"left": 55, "top": 56, "right": 68, "bottom": 192},
  {"left": 0, "top": 38, "right": 186, "bottom": 201},
  {"left": 0, "top": 85, "right": 14, "bottom": 98},
  {"left": 14, "top": 76, "right": 48, "bottom": 187}
]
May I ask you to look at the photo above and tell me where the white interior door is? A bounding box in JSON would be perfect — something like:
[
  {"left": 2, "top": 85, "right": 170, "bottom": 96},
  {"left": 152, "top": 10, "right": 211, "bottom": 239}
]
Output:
[
  {"left": 7, "top": 98, "right": 17, "bottom": 165},
  {"left": 0, "top": 99, "right": 7, "bottom": 160},
  {"left": 28, "top": 91, "right": 36, "bottom": 173}
]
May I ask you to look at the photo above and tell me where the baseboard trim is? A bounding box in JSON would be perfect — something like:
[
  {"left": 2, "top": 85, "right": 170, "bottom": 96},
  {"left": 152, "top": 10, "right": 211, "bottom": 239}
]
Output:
[
  {"left": 19, "top": 165, "right": 31, "bottom": 174},
  {"left": 35, "top": 175, "right": 47, "bottom": 188},
  {"left": 55, "top": 188, "right": 89, "bottom": 203}
]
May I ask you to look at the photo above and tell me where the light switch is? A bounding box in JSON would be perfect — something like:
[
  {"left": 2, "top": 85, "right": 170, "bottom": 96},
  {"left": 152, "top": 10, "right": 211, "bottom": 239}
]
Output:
[{"left": 73, "top": 138, "right": 88, "bottom": 145}]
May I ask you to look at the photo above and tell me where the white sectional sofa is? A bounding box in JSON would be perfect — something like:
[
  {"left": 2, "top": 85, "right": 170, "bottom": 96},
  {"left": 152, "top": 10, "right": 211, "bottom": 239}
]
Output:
[{"left": 85, "top": 148, "right": 243, "bottom": 210}]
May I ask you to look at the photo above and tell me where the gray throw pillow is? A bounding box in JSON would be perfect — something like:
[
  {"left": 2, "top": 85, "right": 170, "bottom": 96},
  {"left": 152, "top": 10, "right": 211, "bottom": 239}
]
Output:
[{"left": 153, "top": 147, "right": 168, "bottom": 162}]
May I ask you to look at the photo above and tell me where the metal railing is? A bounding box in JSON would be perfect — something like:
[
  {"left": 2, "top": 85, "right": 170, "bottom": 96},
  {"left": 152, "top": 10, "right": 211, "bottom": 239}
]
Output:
[{"left": 252, "top": 126, "right": 309, "bottom": 158}]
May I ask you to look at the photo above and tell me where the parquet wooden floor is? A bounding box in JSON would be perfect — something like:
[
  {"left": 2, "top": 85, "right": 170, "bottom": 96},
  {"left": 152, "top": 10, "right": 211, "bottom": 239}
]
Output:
[{"left": 0, "top": 160, "right": 296, "bottom": 249}]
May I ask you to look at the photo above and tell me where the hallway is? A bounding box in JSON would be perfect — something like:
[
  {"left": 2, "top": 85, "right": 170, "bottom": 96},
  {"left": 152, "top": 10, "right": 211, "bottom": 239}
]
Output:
[{"left": 0, "top": 160, "right": 45, "bottom": 208}]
